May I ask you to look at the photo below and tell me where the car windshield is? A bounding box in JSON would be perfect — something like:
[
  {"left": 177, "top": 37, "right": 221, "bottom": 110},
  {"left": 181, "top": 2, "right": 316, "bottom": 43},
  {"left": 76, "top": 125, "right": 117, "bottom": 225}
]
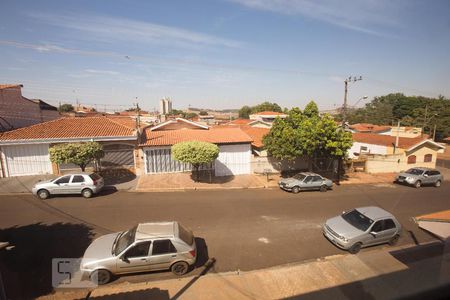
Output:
[
  {"left": 293, "top": 174, "right": 306, "bottom": 180},
  {"left": 114, "top": 225, "right": 137, "bottom": 256},
  {"left": 405, "top": 168, "right": 424, "bottom": 175},
  {"left": 342, "top": 209, "right": 374, "bottom": 232}
]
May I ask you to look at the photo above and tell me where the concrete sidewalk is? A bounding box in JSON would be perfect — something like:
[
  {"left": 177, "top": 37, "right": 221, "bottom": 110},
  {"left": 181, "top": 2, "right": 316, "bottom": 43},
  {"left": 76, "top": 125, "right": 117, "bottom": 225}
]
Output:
[
  {"left": 67, "top": 242, "right": 449, "bottom": 300},
  {"left": 136, "top": 173, "right": 268, "bottom": 191}
]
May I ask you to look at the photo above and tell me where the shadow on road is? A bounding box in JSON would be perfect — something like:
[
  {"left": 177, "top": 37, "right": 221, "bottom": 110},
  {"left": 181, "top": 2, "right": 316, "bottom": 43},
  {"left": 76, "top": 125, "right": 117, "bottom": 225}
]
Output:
[
  {"left": 84, "top": 287, "right": 170, "bottom": 300},
  {"left": 0, "top": 222, "right": 95, "bottom": 299}
]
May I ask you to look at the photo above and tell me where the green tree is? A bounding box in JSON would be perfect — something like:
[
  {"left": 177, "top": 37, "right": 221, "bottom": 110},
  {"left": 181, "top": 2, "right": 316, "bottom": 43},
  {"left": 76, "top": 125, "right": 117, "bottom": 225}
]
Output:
[
  {"left": 172, "top": 141, "right": 219, "bottom": 181},
  {"left": 49, "top": 142, "right": 104, "bottom": 172},
  {"left": 304, "top": 101, "right": 319, "bottom": 119},
  {"left": 184, "top": 112, "right": 198, "bottom": 119},
  {"left": 199, "top": 110, "right": 208, "bottom": 116},
  {"left": 263, "top": 103, "right": 352, "bottom": 170},
  {"left": 59, "top": 103, "right": 74, "bottom": 113},
  {"left": 344, "top": 93, "right": 450, "bottom": 140},
  {"left": 238, "top": 105, "right": 252, "bottom": 119},
  {"left": 252, "top": 101, "right": 282, "bottom": 113}
]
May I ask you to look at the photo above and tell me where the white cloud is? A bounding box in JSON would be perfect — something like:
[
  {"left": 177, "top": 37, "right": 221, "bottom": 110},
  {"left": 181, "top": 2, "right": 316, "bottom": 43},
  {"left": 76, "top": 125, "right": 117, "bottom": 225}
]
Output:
[
  {"left": 84, "top": 69, "right": 120, "bottom": 76},
  {"left": 228, "top": 0, "right": 404, "bottom": 38},
  {"left": 27, "top": 12, "right": 242, "bottom": 48}
]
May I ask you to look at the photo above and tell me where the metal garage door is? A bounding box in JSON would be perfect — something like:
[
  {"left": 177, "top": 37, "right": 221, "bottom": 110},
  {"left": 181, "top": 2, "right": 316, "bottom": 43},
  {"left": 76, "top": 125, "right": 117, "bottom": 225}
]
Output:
[
  {"left": 2, "top": 144, "right": 52, "bottom": 177},
  {"left": 215, "top": 144, "right": 251, "bottom": 176},
  {"left": 146, "top": 148, "right": 191, "bottom": 173},
  {"left": 145, "top": 148, "right": 213, "bottom": 174}
]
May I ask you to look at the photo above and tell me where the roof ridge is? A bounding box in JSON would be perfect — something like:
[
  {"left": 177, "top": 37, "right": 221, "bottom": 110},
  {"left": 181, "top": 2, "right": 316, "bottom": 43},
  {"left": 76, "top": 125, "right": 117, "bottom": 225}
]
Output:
[{"left": 0, "top": 116, "right": 64, "bottom": 135}]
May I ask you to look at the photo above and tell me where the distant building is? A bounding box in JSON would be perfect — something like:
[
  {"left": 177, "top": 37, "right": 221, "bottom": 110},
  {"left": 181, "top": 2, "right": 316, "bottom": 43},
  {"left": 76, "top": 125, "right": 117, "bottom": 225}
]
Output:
[
  {"left": 0, "top": 84, "right": 60, "bottom": 132},
  {"left": 159, "top": 97, "right": 172, "bottom": 115},
  {"left": 249, "top": 111, "right": 287, "bottom": 123}
]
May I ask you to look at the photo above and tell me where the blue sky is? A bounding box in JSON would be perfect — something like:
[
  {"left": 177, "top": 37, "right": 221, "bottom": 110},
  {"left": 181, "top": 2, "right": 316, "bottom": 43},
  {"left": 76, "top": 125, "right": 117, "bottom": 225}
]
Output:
[{"left": 1, "top": 0, "right": 449, "bottom": 112}]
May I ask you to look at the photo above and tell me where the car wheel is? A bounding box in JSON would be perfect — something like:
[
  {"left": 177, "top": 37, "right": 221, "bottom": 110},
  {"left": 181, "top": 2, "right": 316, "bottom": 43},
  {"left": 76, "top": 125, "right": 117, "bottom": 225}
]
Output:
[
  {"left": 171, "top": 261, "right": 189, "bottom": 276},
  {"left": 82, "top": 188, "right": 93, "bottom": 198},
  {"left": 414, "top": 180, "right": 421, "bottom": 188},
  {"left": 37, "top": 189, "right": 50, "bottom": 200},
  {"left": 435, "top": 180, "right": 441, "bottom": 188},
  {"left": 292, "top": 186, "right": 300, "bottom": 194},
  {"left": 320, "top": 185, "right": 327, "bottom": 192},
  {"left": 389, "top": 234, "right": 400, "bottom": 246},
  {"left": 349, "top": 242, "right": 362, "bottom": 254},
  {"left": 90, "top": 269, "right": 112, "bottom": 285}
]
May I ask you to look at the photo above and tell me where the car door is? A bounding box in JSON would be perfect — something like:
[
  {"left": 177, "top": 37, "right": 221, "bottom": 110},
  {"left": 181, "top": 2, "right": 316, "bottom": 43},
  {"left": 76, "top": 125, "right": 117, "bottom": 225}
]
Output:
[
  {"left": 68, "top": 175, "right": 86, "bottom": 194},
  {"left": 116, "top": 241, "right": 152, "bottom": 274},
  {"left": 367, "top": 219, "right": 396, "bottom": 245},
  {"left": 423, "top": 171, "right": 433, "bottom": 184},
  {"left": 310, "top": 176, "right": 323, "bottom": 190},
  {"left": 149, "top": 239, "right": 179, "bottom": 271},
  {"left": 301, "top": 176, "right": 315, "bottom": 190},
  {"left": 52, "top": 175, "right": 72, "bottom": 194}
]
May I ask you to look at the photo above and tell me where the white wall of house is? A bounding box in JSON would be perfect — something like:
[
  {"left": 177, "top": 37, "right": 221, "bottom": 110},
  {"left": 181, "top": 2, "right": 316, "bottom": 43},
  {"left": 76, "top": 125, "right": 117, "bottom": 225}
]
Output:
[
  {"left": 348, "top": 142, "right": 388, "bottom": 158},
  {"left": 1, "top": 144, "right": 52, "bottom": 177},
  {"left": 215, "top": 144, "right": 251, "bottom": 176}
]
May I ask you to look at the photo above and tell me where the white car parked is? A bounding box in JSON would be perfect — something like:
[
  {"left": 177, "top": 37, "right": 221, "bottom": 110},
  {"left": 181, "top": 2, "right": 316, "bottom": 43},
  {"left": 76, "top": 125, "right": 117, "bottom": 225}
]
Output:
[{"left": 32, "top": 173, "right": 104, "bottom": 199}]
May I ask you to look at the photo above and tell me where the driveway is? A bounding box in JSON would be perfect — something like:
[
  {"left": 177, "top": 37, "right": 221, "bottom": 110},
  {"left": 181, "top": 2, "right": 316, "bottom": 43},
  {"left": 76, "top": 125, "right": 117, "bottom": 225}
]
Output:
[{"left": 1, "top": 184, "right": 449, "bottom": 298}]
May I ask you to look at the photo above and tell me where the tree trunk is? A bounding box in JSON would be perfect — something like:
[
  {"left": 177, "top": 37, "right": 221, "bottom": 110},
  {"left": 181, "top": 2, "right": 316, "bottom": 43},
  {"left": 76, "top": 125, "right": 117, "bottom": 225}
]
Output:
[
  {"left": 80, "top": 164, "right": 86, "bottom": 172},
  {"left": 193, "top": 164, "right": 200, "bottom": 181}
]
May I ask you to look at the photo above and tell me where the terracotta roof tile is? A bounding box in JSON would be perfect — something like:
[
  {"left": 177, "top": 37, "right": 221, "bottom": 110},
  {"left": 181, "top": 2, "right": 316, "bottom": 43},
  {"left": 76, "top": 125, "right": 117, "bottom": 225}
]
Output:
[
  {"left": 140, "top": 127, "right": 252, "bottom": 146},
  {"left": 416, "top": 210, "right": 450, "bottom": 222},
  {"left": 0, "top": 84, "right": 22, "bottom": 90},
  {"left": 350, "top": 123, "right": 391, "bottom": 133},
  {"left": 238, "top": 126, "right": 269, "bottom": 148},
  {"left": 228, "top": 119, "right": 252, "bottom": 125},
  {"left": 0, "top": 117, "right": 135, "bottom": 141},
  {"left": 352, "top": 132, "right": 428, "bottom": 149}
]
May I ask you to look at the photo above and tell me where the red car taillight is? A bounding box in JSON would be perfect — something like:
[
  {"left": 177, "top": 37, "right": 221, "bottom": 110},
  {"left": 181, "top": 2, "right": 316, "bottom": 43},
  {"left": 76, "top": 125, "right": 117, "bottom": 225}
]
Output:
[
  {"left": 93, "top": 179, "right": 98, "bottom": 186},
  {"left": 189, "top": 249, "right": 196, "bottom": 257}
]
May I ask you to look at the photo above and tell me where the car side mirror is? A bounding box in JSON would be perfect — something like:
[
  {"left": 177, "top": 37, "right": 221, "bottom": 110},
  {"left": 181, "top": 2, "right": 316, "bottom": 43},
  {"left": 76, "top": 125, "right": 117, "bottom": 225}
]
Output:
[
  {"left": 370, "top": 231, "right": 378, "bottom": 237},
  {"left": 423, "top": 174, "right": 428, "bottom": 177},
  {"left": 120, "top": 255, "right": 129, "bottom": 262}
]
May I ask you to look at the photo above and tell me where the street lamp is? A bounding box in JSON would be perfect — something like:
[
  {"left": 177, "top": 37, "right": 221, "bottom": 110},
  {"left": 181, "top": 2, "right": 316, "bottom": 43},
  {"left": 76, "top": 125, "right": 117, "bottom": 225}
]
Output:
[{"left": 352, "top": 95, "right": 368, "bottom": 108}]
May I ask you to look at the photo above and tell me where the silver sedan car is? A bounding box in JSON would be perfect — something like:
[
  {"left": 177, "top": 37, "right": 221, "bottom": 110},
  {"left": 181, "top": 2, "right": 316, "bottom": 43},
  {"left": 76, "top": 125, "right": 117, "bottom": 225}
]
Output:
[
  {"left": 323, "top": 206, "right": 402, "bottom": 254},
  {"left": 32, "top": 173, "right": 104, "bottom": 199},
  {"left": 279, "top": 172, "right": 333, "bottom": 193},
  {"left": 80, "top": 222, "right": 197, "bottom": 285}
]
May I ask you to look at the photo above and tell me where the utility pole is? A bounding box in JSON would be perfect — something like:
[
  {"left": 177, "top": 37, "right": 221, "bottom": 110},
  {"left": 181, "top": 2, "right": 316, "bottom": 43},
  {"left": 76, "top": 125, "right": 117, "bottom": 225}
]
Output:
[
  {"left": 337, "top": 75, "right": 362, "bottom": 185},
  {"left": 422, "top": 104, "right": 428, "bottom": 137},
  {"left": 342, "top": 76, "right": 363, "bottom": 127},
  {"left": 134, "top": 100, "right": 141, "bottom": 130}
]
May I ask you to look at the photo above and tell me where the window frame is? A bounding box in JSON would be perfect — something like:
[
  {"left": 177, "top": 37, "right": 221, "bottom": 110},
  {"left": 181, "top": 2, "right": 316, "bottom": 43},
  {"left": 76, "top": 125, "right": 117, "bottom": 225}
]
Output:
[
  {"left": 71, "top": 175, "right": 85, "bottom": 183},
  {"left": 424, "top": 154, "right": 432, "bottom": 163},
  {"left": 151, "top": 239, "right": 177, "bottom": 256},
  {"left": 407, "top": 155, "right": 416, "bottom": 164},
  {"left": 124, "top": 241, "right": 151, "bottom": 258},
  {"left": 54, "top": 175, "right": 72, "bottom": 184}
]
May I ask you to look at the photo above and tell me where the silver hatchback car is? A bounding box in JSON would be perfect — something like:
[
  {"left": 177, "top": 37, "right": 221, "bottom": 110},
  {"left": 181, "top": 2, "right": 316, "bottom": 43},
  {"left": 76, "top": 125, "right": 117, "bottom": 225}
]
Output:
[
  {"left": 80, "top": 222, "right": 197, "bottom": 285},
  {"left": 32, "top": 173, "right": 104, "bottom": 199},
  {"left": 323, "top": 206, "right": 402, "bottom": 254}
]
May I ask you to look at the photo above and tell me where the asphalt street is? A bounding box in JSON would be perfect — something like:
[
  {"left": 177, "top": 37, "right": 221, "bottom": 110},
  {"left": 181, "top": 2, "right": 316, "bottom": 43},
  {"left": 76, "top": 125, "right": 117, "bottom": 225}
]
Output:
[{"left": 0, "top": 183, "right": 449, "bottom": 298}]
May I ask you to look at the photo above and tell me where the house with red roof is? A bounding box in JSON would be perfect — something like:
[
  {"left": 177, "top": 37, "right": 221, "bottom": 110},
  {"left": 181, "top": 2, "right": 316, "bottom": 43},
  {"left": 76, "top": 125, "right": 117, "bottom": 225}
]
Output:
[
  {"left": 0, "top": 117, "right": 138, "bottom": 177},
  {"left": 0, "top": 84, "right": 60, "bottom": 132},
  {"left": 350, "top": 132, "right": 445, "bottom": 173},
  {"left": 139, "top": 118, "right": 253, "bottom": 176}
]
